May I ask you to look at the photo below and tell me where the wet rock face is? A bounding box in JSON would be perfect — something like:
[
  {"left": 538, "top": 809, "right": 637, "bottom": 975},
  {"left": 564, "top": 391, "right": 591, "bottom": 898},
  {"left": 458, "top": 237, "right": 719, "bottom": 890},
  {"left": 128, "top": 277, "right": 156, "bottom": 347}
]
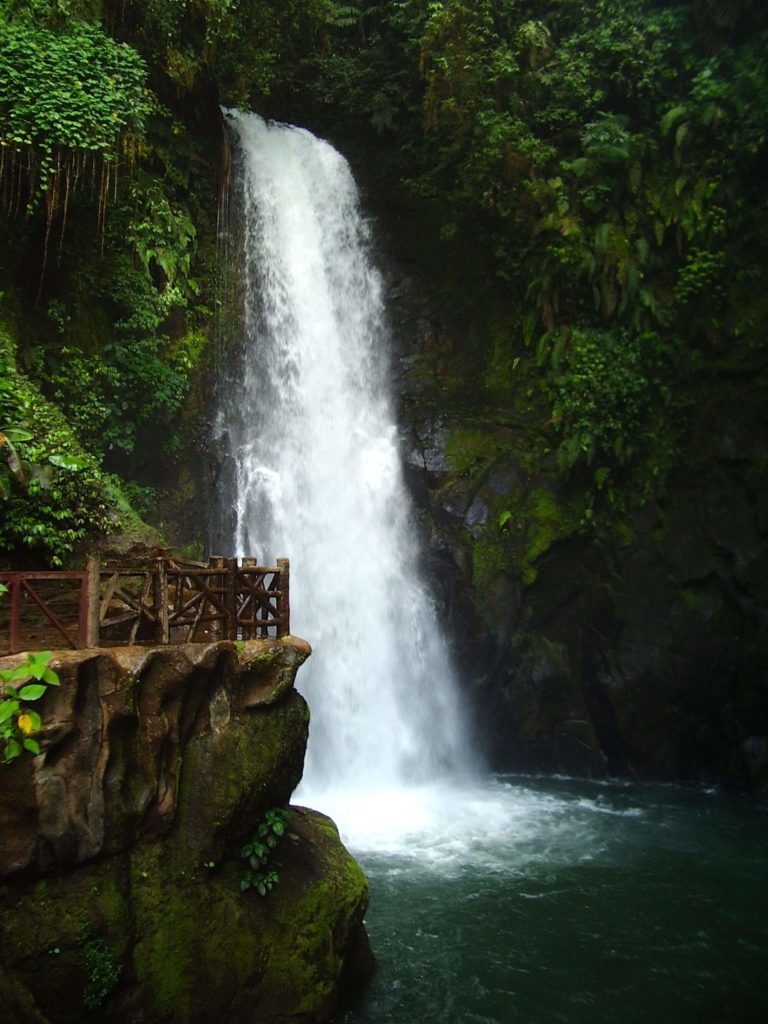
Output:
[
  {"left": 0, "top": 639, "right": 372, "bottom": 1024},
  {"left": 402, "top": 398, "right": 768, "bottom": 790},
  {"left": 382, "top": 246, "right": 768, "bottom": 793},
  {"left": 0, "top": 638, "right": 311, "bottom": 878},
  {"left": 407, "top": 410, "right": 768, "bottom": 791}
]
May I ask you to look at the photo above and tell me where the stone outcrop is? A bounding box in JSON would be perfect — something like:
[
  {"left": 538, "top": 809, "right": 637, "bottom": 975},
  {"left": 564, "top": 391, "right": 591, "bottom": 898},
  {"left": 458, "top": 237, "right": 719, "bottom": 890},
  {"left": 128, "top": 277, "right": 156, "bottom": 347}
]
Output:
[
  {"left": 0, "top": 640, "right": 371, "bottom": 1023},
  {"left": 380, "top": 244, "right": 768, "bottom": 794},
  {"left": 398, "top": 367, "right": 768, "bottom": 793}
]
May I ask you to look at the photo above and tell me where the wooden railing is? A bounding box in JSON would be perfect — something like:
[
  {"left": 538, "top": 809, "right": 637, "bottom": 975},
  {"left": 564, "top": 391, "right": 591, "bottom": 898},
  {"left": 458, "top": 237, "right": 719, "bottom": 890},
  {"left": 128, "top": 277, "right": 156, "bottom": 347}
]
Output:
[{"left": 0, "top": 556, "right": 290, "bottom": 655}]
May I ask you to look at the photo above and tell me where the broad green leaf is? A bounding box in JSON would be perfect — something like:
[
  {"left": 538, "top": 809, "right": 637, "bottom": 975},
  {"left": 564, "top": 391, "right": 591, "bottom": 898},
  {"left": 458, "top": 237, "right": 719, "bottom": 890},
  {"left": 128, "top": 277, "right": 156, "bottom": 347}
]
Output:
[
  {"left": 0, "top": 701, "right": 20, "bottom": 724},
  {"left": 18, "top": 684, "right": 47, "bottom": 701},
  {"left": 660, "top": 105, "right": 687, "bottom": 135},
  {"left": 48, "top": 454, "right": 89, "bottom": 471},
  {"left": 25, "top": 710, "right": 42, "bottom": 732},
  {"left": 1, "top": 428, "right": 33, "bottom": 442},
  {"left": 4, "top": 738, "right": 21, "bottom": 760}
]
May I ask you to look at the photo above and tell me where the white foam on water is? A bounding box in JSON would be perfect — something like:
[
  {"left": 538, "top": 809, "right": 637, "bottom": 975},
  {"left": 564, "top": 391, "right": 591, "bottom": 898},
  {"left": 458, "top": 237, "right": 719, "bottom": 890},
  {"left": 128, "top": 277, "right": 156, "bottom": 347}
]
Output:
[{"left": 310, "top": 778, "right": 639, "bottom": 875}]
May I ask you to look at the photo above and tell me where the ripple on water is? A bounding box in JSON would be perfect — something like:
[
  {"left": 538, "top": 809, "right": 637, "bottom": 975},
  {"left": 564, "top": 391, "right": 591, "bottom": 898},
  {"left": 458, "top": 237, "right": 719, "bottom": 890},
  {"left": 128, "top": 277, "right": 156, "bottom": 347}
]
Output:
[{"left": 327, "top": 776, "right": 768, "bottom": 1024}]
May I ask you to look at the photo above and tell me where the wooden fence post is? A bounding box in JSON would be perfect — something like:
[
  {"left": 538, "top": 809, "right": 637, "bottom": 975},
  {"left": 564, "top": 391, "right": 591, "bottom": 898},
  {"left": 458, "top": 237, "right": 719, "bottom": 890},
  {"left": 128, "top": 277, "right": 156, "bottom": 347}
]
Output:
[
  {"left": 85, "top": 556, "right": 100, "bottom": 648},
  {"left": 276, "top": 558, "right": 290, "bottom": 638},
  {"left": 225, "top": 557, "right": 238, "bottom": 640},
  {"left": 9, "top": 574, "right": 21, "bottom": 654},
  {"left": 241, "top": 557, "right": 256, "bottom": 639},
  {"left": 208, "top": 556, "right": 225, "bottom": 639},
  {"left": 154, "top": 559, "right": 170, "bottom": 644}
]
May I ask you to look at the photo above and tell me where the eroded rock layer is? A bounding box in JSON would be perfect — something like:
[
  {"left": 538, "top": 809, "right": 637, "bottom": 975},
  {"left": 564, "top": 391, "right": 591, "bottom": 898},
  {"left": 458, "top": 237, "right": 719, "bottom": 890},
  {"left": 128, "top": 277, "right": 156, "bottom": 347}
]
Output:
[{"left": 0, "top": 640, "right": 371, "bottom": 1024}]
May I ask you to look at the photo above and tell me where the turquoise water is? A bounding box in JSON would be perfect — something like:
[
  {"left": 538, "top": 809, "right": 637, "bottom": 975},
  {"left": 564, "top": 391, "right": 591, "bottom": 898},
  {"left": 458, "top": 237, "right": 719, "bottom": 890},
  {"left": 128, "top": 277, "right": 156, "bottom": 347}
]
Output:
[{"left": 334, "top": 777, "right": 768, "bottom": 1024}]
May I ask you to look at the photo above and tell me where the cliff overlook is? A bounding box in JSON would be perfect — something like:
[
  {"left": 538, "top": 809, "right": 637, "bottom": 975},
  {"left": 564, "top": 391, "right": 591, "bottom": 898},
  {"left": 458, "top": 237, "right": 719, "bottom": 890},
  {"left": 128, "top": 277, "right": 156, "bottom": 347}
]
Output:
[{"left": 0, "top": 638, "right": 370, "bottom": 1024}]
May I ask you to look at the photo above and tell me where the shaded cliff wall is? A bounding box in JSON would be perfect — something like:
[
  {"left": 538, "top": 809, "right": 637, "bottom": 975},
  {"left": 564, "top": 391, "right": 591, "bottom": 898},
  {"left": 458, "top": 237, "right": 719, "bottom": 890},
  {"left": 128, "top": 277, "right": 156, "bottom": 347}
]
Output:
[
  {"left": 0, "top": 640, "right": 370, "bottom": 1023},
  {"left": 378, "top": 235, "right": 768, "bottom": 794}
]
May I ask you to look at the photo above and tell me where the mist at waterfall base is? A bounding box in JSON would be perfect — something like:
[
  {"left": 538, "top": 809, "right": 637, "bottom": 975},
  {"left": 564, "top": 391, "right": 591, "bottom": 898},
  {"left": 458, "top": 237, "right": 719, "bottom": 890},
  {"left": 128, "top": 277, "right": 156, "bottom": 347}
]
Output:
[{"left": 215, "top": 113, "right": 768, "bottom": 1023}]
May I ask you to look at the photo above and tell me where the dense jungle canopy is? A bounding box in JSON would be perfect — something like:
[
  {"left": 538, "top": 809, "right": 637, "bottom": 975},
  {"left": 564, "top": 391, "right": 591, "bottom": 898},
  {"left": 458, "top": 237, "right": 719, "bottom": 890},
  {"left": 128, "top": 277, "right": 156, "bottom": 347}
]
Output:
[{"left": 0, "top": 0, "right": 766, "bottom": 568}]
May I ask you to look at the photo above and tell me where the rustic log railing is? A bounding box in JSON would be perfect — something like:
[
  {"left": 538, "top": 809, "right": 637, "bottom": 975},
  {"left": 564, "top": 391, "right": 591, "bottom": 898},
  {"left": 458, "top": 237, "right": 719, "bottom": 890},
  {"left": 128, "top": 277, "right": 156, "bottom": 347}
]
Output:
[{"left": 0, "top": 556, "right": 290, "bottom": 655}]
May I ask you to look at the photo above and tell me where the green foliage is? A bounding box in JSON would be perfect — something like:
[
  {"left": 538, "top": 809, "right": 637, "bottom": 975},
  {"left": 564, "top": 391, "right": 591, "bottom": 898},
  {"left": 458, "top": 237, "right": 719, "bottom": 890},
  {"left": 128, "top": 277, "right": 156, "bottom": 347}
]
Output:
[
  {"left": 549, "top": 328, "right": 668, "bottom": 470},
  {"left": 0, "top": 0, "right": 215, "bottom": 493},
  {"left": 45, "top": 252, "right": 201, "bottom": 457},
  {"left": 391, "top": 0, "right": 768, "bottom": 483},
  {"left": 0, "top": 423, "right": 33, "bottom": 496},
  {"left": 82, "top": 935, "right": 121, "bottom": 1010},
  {"left": 287, "top": 0, "right": 428, "bottom": 155},
  {"left": 0, "top": 650, "right": 60, "bottom": 762},
  {"left": 240, "top": 807, "right": 289, "bottom": 896},
  {"left": 113, "top": 0, "right": 334, "bottom": 101},
  {"left": 0, "top": 323, "right": 116, "bottom": 563},
  {"left": 0, "top": 1, "right": 147, "bottom": 200},
  {"left": 28, "top": 123, "right": 211, "bottom": 460}
]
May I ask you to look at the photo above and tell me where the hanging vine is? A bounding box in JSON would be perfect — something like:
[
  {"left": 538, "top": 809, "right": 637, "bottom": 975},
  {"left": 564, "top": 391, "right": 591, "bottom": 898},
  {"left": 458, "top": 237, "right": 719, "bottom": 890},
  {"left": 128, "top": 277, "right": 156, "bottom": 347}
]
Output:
[{"left": 0, "top": 5, "right": 148, "bottom": 265}]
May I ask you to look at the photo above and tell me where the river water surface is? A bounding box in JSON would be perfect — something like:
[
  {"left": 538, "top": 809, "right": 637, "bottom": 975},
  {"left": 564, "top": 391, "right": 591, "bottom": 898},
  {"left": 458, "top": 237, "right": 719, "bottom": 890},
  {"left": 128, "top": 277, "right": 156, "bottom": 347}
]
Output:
[{"left": 328, "top": 776, "right": 767, "bottom": 1024}]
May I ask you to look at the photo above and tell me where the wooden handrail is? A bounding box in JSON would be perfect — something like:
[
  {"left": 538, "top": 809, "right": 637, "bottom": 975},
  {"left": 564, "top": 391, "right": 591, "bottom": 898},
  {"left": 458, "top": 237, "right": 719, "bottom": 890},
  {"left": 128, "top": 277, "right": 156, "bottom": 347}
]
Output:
[
  {"left": 0, "top": 556, "right": 291, "bottom": 654},
  {"left": 0, "top": 570, "right": 88, "bottom": 654}
]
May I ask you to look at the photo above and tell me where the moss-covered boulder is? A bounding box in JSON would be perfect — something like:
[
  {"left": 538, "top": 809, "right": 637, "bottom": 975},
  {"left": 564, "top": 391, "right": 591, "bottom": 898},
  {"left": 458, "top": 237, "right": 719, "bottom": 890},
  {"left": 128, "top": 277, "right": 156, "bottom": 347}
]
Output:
[
  {"left": 0, "top": 639, "right": 372, "bottom": 1022},
  {"left": 0, "top": 806, "right": 369, "bottom": 1024}
]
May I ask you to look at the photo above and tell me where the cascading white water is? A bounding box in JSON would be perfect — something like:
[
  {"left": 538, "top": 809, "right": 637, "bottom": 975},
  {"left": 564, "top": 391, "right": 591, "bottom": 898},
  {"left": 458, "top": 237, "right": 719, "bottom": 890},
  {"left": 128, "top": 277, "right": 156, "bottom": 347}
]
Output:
[{"left": 214, "top": 111, "right": 474, "bottom": 829}]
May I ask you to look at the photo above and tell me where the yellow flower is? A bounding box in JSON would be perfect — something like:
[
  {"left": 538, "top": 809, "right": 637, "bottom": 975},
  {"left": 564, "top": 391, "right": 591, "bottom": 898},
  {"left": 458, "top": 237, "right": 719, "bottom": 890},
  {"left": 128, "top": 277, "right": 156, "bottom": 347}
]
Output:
[{"left": 17, "top": 713, "right": 34, "bottom": 735}]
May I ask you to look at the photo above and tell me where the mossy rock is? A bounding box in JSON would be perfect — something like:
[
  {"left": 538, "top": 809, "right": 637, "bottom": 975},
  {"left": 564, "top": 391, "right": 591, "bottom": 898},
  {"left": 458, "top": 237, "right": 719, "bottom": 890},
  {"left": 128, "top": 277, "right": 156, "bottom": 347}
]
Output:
[
  {"left": 132, "top": 807, "right": 369, "bottom": 1024},
  {"left": 0, "top": 807, "right": 370, "bottom": 1024}
]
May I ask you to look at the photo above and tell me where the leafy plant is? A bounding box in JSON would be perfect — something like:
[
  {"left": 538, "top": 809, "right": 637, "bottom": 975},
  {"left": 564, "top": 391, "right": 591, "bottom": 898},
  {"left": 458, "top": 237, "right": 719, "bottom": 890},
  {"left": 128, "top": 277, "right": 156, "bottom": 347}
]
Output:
[
  {"left": 0, "top": 3, "right": 147, "bottom": 207},
  {"left": 82, "top": 935, "right": 121, "bottom": 1011},
  {"left": 240, "top": 807, "right": 289, "bottom": 896},
  {"left": 548, "top": 327, "right": 667, "bottom": 470},
  {"left": 324, "top": 4, "right": 361, "bottom": 29},
  {"left": 0, "top": 323, "right": 116, "bottom": 563},
  {"left": 0, "top": 650, "right": 60, "bottom": 762},
  {"left": 0, "top": 424, "right": 34, "bottom": 495}
]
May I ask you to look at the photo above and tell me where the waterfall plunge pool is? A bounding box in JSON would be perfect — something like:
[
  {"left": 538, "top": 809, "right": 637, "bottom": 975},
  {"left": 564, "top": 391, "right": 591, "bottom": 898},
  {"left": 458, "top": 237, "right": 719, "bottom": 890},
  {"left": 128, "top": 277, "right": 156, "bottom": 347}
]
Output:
[{"left": 323, "top": 775, "right": 768, "bottom": 1024}]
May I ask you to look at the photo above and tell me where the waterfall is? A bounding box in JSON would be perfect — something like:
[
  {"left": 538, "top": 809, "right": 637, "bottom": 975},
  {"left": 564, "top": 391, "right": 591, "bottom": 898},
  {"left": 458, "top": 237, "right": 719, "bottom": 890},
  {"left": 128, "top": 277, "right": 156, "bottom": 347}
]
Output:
[{"left": 213, "top": 110, "right": 473, "bottom": 820}]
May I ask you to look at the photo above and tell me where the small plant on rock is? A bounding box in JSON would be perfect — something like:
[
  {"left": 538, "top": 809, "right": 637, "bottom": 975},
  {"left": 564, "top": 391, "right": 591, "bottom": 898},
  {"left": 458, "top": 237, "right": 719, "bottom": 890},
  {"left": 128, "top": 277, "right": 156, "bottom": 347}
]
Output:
[
  {"left": 82, "top": 936, "right": 121, "bottom": 1010},
  {"left": 0, "top": 649, "right": 60, "bottom": 762},
  {"left": 240, "top": 808, "right": 289, "bottom": 896}
]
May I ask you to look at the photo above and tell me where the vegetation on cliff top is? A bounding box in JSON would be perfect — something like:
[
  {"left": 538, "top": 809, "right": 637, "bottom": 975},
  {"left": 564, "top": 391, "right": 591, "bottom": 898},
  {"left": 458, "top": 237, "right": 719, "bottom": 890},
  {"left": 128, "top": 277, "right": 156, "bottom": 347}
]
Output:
[{"left": 0, "top": 0, "right": 766, "bottom": 566}]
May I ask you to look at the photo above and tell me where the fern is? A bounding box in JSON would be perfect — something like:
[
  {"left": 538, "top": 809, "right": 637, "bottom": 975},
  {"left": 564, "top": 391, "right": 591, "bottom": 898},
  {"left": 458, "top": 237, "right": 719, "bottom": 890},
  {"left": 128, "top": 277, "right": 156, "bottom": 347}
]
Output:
[{"left": 325, "top": 3, "right": 361, "bottom": 28}]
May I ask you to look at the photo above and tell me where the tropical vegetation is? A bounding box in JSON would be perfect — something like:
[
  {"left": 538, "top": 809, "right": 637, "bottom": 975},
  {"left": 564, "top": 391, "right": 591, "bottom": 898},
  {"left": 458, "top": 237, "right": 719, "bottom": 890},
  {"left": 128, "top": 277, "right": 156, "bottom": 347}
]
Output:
[{"left": 0, "top": 0, "right": 766, "bottom": 564}]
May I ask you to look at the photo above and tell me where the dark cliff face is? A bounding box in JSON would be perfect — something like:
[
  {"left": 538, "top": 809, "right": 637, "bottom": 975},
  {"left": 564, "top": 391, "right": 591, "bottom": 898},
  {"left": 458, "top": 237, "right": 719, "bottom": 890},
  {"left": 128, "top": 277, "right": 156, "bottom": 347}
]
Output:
[{"left": 374, "top": 221, "right": 768, "bottom": 794}]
